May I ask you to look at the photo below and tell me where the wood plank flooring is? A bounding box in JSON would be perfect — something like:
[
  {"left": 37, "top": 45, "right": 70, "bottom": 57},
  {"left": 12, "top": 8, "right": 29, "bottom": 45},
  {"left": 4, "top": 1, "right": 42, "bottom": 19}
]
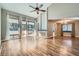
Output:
[{"left": 0, "top": 36, "right": 79, "bottom": 56}]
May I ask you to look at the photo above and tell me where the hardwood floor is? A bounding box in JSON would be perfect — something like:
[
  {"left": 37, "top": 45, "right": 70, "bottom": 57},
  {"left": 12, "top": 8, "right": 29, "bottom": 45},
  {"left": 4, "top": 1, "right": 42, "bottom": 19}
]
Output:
[{"left": 0, "top": 36, "right": 79, "bottom": 56}]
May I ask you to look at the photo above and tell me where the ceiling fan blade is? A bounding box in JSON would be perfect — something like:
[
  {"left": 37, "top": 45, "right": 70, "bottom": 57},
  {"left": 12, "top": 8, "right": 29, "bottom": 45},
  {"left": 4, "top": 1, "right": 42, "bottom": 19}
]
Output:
[
  {"left": 39, "top": 4, "right": 43, "bottom": 8},
  {"left": 30, "top": 10, "right": 36, "bottom": 12},
  {"left": 29, "top": 5, "right": 35, "bottom": 9},
  {"left": 39, "top": 10, "right": 46, "bottom": 12}
]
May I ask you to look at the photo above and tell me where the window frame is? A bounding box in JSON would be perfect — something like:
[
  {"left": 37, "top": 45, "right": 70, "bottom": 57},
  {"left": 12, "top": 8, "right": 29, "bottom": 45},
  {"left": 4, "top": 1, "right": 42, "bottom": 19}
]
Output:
[{"left": 62, "top": 24, "right": 72, "bottom": 32}]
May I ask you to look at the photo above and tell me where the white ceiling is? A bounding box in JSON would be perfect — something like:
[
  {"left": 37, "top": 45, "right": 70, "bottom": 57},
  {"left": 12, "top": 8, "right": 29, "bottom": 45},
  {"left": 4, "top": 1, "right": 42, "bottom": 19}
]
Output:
[
  {"left": 1, "top": 3, "right": 51, "bottom": 18},
  {"left": 48, "top": 3, "right": 79, "bottom": 20}
]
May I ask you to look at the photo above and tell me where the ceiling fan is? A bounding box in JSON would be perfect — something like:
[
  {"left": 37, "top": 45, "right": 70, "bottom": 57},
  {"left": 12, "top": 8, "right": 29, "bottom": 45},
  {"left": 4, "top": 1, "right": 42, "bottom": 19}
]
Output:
[{"left": 29, "top": 3, "right": 46, "bottom": 14}]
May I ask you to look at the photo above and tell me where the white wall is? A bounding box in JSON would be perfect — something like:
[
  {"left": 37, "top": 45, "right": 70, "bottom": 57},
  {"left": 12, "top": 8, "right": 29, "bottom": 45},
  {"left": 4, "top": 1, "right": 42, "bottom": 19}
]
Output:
[
  {"left": 48, "top": 3, "right": 79, "bottom": 19},
  {"left": 0, "top": 4, "right": 1, "bottom": 47},
  {"left": 1, "top": 9, "right": 7, "bottom": 41},
  {"left": 39, "top": 12, "right": 47, "bottom": 30},
  {"left": 42, "top": 13, "right": 47, "bottom": 30}
]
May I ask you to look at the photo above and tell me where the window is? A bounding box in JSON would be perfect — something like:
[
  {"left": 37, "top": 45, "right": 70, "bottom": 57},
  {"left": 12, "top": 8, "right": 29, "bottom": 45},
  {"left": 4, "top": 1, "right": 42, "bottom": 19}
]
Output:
[
  {"left": 62, "top": 24, "right": 72, "bottom": 32},
  {"left": 9, "top": 23, "right": 19, "bottom": 31},
  {"left": 27, "top": 22, "right": 35, "bottom": 31},
  {"left": 22, "top": 24, "right": 26, "bottom": 30}
]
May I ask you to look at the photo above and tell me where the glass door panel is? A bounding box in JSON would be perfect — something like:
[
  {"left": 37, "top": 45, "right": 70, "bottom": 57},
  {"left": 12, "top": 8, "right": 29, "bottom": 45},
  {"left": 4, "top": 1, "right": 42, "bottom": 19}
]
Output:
[
  {"left": 27, "top": 21, "right": 35, "bottom": 36},
  {"left": 7, "top": 15, "right": 20, "bottom": 40}
]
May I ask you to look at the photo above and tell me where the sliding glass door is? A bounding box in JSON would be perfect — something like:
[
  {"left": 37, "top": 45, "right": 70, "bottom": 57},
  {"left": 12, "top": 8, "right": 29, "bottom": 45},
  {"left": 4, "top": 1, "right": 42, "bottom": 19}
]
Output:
[{"left": 7, "top": 14, "right": 36, "bottom": 40}]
